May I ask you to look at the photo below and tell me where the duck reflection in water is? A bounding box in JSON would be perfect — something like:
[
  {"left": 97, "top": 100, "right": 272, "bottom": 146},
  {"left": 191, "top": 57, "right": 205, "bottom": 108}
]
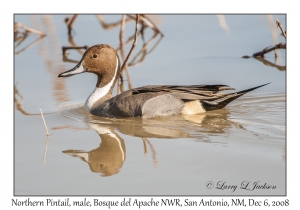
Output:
[
  {"left": 61, "top": 106, "right": 244, "bottom": 177},
  {"left": 63, "top": 123, "right": 126, "bottom": 177}
]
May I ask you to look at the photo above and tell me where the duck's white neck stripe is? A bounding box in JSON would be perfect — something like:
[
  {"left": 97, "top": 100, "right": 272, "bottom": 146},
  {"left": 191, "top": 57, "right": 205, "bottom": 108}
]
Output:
[{"left": 84, "top": 56, "right": 118, "bottom": 111}]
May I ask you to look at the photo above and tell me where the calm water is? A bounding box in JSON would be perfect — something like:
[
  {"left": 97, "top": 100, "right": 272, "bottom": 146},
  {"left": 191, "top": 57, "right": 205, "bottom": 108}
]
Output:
[{"left": 14, "top": 15, "right": 285, "bottom": 195}]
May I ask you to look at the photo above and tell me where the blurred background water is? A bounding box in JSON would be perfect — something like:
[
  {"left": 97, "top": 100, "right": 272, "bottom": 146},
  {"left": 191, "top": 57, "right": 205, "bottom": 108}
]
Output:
[{"left": 14, "top": 14, "right": 285, "bottom": 195}]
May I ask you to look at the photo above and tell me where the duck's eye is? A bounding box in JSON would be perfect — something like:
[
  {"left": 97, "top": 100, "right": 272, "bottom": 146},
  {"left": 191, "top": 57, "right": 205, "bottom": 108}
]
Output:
[{"left": 93, "top": 54, "right": 97, "bottom": 58}]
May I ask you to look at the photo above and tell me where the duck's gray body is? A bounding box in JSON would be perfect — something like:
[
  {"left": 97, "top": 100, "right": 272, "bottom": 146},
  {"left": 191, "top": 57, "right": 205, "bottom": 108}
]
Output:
[{"left": 90, "top": 84, "right": 267, "bottom": 118}]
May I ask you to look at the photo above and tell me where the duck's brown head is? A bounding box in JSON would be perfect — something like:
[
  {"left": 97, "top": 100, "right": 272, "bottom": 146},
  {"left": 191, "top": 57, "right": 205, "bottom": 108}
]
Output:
[{"left": 58, "top": 44, "right": 121, "bottom": 88}]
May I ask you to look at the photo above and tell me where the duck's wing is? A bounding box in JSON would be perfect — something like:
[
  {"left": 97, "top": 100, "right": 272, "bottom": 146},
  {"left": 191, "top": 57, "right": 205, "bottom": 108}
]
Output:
[
  {"left": 126, "top": 85, "right": 233, "bottom": 118},
  {"left": 132, "top": 84, "right": 235, "bottom": 94},
  {"left": 131, "top": 84, "right": 235, "bottom": 100},
  {"left": 133, "top": 83, "right": 269, "bottom": 117}
]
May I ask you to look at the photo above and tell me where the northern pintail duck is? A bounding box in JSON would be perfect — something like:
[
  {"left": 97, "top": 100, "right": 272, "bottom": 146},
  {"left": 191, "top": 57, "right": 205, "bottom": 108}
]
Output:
[{"left": 58, "top": 44, "right": 269, "bottom": 118}]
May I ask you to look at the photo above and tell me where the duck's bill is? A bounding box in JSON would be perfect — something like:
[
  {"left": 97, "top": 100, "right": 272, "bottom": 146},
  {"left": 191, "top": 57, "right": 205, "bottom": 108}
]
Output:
[{"left": 58, "top": 63, "right": 86, "bottom": 78}]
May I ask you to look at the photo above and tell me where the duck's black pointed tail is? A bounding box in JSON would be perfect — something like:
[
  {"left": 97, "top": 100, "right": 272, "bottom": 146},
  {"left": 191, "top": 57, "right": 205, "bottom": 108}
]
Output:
[{"left": 201, "top": 83, "right": 270, "bottom": 111}]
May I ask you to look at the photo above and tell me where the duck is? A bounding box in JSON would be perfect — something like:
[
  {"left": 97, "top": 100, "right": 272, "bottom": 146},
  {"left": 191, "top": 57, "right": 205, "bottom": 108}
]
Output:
[{"left": 58, "top": 44, "right": 269, "bottom": 118}]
